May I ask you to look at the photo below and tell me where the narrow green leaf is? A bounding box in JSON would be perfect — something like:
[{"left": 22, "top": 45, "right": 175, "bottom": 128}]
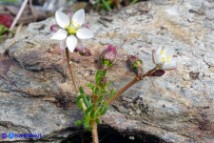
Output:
[
  {"left": 76, "top": 95, "right": 84, "bottom": 110},
  {"left": 87, "top": 83, "right": 95, "bottom": 92},
  {"left": 98, "top": 102, "right": 108, "bottom": 115},
  {"left": 85, "top": 104, "right": 93, "bottom": 115},
  {"left": 90, "top": 109, "right": 96, "bottom": 120},
  {"left": 109, "top": 89, "right": 116, "bottom": 98},
  {"left": 96, "top": 118, "right": 101, "bottom": 124},
  {"left": 95, "top": 70, "right": 106, "bottom": 85},
  {"left": 79, "top": 86, "right": 85, "bottom": 95},
  {"left": 97, "top": 95, "right": 103, "bottom": 106}
]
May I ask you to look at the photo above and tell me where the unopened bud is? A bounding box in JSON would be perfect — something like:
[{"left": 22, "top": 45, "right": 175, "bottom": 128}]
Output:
[
  {"left": 0, "top": 14, "right": 13, "bottom": 28},
  {"left": 127, "top": 55, "right": 143, "bottom": 76},
  {"left": 99, "top": 45, "right": 117, "bottom": 69},
  {"left": 50, "top": 24, "right": 58, "bottom": 32}
]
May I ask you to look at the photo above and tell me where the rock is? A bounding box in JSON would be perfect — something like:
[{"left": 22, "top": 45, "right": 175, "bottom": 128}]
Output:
[{"left": 1, "top": 0, "right": 214, "bottom": 142}]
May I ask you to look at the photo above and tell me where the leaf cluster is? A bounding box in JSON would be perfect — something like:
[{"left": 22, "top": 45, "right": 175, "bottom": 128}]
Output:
[
  {"left": 0, "top": 24, "right": 10, "bottom": 36},
  {"left": 76, "top": 70, "right": 116, "bottom": 130}
]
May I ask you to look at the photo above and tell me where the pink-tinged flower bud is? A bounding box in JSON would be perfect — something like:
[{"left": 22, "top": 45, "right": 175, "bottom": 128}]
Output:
[
  {"left": 152, "top": 47, "right": 177, "bottom": 70},
  {"left": 75, "top": 47, "right": 91, "bottom": 56},
  {"left": 99, "top": 45, "right": 118, "bottom": 69},
  {"left": 127, "top": 55, "right": 143, "bottom": 76},
  {"left": 0, "top": 14, "right": 13, "bottom": 28},
  {"left": 83, "top": 23, "right": 90, "bottom": 29},
  {"left": 50, "top": 24, "right": 58, "bottom": 32},
  {"left": 67, "top": 9, "right": 73, "bottom": 17}
]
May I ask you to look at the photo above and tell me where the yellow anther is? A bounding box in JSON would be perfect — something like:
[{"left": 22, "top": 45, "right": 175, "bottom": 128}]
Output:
[
  {"left": 161, "top": 57, "right": 166, "bottom": 62},
  {"left": 161, "top": 55, "right": 172, "bottom": 63},
  {"left": 72, "top": 20, "right": 80, "bottom": 28},
  {"left": 161, "top": 50, "right": 165, "bottom": 55},
  {"left": 166, "top": 55, "right": 172, "bottom": 62}
]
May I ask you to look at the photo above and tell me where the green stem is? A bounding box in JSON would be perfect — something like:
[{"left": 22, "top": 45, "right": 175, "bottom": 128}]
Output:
[{"left": 106, "top": 68, "right": 156, "bottom": 105}]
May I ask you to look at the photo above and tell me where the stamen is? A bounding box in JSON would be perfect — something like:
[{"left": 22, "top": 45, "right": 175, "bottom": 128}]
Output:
[
  {"left": 161, "top": 50, "right": 165, "bottom": 55},
  {"left": 72, "top": 20, "right": 80, "bottom": 28},
  {"left": 161, "top": 57, "right": 165, "bottom": 62}
]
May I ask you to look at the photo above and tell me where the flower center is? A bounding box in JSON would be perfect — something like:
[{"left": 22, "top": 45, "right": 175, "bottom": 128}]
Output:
[
  {"left": 66, "top": 25, "right": 77, "bottom": 35},
  {"left": 160, "top": 50, "right": 172, "bottom": 63}
]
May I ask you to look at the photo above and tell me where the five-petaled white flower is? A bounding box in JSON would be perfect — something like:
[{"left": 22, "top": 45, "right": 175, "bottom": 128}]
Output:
[
  {"left": 152, "top": 47, "right": 177, "bottom": 70},
  {"left": 51, "top": 9, "right": 94, "bottom": 52}
]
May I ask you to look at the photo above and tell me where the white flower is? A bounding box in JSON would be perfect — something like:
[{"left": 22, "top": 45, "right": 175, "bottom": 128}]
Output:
[
  {"left": 152, "top": 47, "right": 177, "bottom": 70},
  {"left": 51, "top": 9, "right": 94, "bottom": 52}
]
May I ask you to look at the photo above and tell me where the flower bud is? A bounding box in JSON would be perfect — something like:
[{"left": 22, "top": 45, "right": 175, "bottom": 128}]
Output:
[
  {"left": 127, "top": 55, "right": 143, "bottom": 76},
  {"left": 50, "top": 24, "right": 58, "bottom": 32},
  {"left": 0, "top": 14, "right": 13, "bottom": 28},
  {"left": 99, "top": 45, "right": 118, "bottom": 69}
]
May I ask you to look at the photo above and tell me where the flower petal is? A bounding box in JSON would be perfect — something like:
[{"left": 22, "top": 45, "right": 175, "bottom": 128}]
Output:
[
  {"left": 72, "top": 9, "right": 85, "bottom": 27},
  {"left": 163, "top": 47, "right": 175, "bottom": 56},
  {"left": 55, "top": 11, "right": 70, "bottom": 28},
  {"left": 51, "top": 29, "right": 67, "bottom": 40},
  {"left": 76, "top": 28, "right": 94, "bottom": 39},
  {"left": 162, "top": 57, "right": 177, "bottom": 70},
  {"left": 154, "top": 47, "right": 163, "bottom": 64},
  {"left": 66, "top": 35, "right": 77, "bottom": 52}
]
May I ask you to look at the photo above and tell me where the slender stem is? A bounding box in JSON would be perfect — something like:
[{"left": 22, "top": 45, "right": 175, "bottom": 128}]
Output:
[
  {"left": 91, "top": 120, "right": 99, "bottom": 143},
  {"left": 10, "top": 0, "right": 29, "bottom": 30},
  {"left": 106, "top": 76, "right": 139, "bottom": 105},
  {"left": 65, "top": 48, "right": 78, "bottom": 94},
  {"left": 106, "top": 68, "right": 156, "bottom": 105},
  {"left": 65, "top": 48, "right": 87, "bottom": 111}
]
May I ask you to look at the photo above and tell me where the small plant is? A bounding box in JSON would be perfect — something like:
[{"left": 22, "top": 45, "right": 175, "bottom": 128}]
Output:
[{"left": 51, "top": 9, "right": 178, "bottom": 143}]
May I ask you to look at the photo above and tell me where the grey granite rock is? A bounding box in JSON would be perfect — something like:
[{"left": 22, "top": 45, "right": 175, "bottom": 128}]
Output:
[{"left": 1, "top": 0, "right": 214, "bottom": 142}]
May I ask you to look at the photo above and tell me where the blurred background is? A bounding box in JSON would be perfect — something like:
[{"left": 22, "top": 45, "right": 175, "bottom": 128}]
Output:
[{"left": 0, "top": 0, "right": 146, "bottom": 43}]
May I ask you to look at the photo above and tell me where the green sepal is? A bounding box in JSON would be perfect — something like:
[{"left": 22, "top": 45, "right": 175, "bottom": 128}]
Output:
[{"left": 133, "top": 60, "right": 142, "bottom": 69}]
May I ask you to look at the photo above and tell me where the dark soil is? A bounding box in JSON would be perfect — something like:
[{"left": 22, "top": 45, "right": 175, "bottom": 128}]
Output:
[{"left": 61, "top": 125, "right": 166, "bottom": 143}]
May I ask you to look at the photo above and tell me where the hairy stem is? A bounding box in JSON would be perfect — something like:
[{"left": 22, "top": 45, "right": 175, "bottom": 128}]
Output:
[
  {"left": 65, "top": 48, "right": 87, "bottom": 111},
  {"left": 91, "top": 120, "right": 99, "bottom": 143},
  {"left": 65, "top": 48, "right": 78, "bottom": 94},
  {"left": 107, "top": 68, "right": 156, "bottom": 105}
]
